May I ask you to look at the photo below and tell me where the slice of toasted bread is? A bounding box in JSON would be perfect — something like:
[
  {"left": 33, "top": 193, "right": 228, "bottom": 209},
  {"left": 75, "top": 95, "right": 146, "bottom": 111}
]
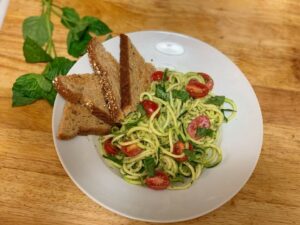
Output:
[
  {"left": 87, "top": 37, "right": 123, "bottom": 121},
  {"left": 119, "top": 33, "right": 156, "bottom": 115},
  {"left": 58, "top": 102, "right": 111, "bottom": 139},
  {"left": 53, "top": 74, "right": 114, "bottom": 125}
]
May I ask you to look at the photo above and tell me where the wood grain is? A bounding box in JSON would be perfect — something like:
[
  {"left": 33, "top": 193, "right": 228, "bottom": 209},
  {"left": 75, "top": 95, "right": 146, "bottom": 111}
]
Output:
[{"left": 0, "top": 0, "right": 299, "bottom": 224}]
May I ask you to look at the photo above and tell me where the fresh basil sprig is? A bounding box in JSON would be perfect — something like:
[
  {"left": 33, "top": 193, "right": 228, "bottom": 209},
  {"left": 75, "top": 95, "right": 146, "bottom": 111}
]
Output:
[{"left": 12, "top": 0, "right": 112, "bottom": 107}]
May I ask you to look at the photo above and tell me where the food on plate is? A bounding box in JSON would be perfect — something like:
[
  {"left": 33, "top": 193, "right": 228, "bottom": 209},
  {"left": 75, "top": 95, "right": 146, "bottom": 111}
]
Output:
[
  {"left": 119, "top": 33, "right": 155, "bottom": 115},
  {"left": 58, "top": 102, "right": 111, "bottom": 139},
  {"left": 87, "top": 37, "right": 123, "bottom": 121},
  {"left": 100, "top": 70, "right": 236, "bottom": 190},
  {"left": 53, "top": 74, "right": 114, "bottom": 125}
]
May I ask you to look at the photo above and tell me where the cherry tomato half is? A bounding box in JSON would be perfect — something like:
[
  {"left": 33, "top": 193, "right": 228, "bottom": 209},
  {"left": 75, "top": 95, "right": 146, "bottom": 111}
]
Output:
[
  {"left": 141, "top": 100, "right": 159, "bottom": 117},
  {"left": 121, "top": 144, "right": 142, "bottom": 157},
  {"left": 151, "top": 71, "right": 164, "bottom": 81},
  {"left": 173, "top": 141, "right": 187, "bottom": 162},
  {"left": 187, "top": 115, "right": 211, "bottom": 139},
  {"left": 104, "top": 139, "right": 119, "bottom": 155},
  {"left": 198, "top": 73, "right": 214, "bottom": 91},
  {"left": 186, "top": 79, "right": 209, "bottom": 98},
  {"left": 145, "top": 171, "right": 170, "bottom": 190}
]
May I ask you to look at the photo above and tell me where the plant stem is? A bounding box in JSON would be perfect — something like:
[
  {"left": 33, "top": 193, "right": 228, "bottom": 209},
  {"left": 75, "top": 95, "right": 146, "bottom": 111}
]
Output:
[{"left": 43, "top": 0, "right": 56, "bottom": 58}]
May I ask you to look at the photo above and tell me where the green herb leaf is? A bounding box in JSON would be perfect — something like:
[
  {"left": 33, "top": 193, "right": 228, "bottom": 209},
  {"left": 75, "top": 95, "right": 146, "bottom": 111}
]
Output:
[
  {"left": 172, "top": 89, "right": 190, "bottom": 102},
  {"left": 103, "top": 155, "right": 122, "bottom": 165},
  {"left": 221, "top": 108, "right": 236, "bottom": 123},
  {"left": 43, "top": 87, "right": 57, "bottom": 105},
  {"left": 206, "top": 96, "right": 225, "bottom": 106},
  {"left": 136, "top": 103, "right": 146, "bottom": 116},
  {"left": 162, "top": 68, "right": 168, "bottom": 81},
  {"left": 12, "top": 73, "right": 52, "bottom": 106},
  {"left": 196, "top": 127, "right": 214, "bottom": 137},
  {"left": 23, "top": 37, "right": 52, "bottom": 63},
  {"left": 184, "top": 149, "right": 197, "bottom": 161},
  {"left": 170, "top": 175, "right": 185, "bottom": 183},
  {"left": 67, "top": 31, "right": 92, "bottom": 57},
  {"left": 70, "top": 22, "right": 90, "bottom": 41},
  {"left": 143, "top": 156, "right": 156, "bottom": 177},
  {"left": 43, "top": 57, "right": 76, "bottom": 80},
  {"left": 155, "top": 84, "right": 169, "bottom": 101},
  {"left": 61, "top": 7, "right": 80, "bottom": 29},
  {"left": 81, "top": 16, "right": 112, "bottom": 35},
  {"left": 22, "top": 15, "right": 52, "bottom": 46}
]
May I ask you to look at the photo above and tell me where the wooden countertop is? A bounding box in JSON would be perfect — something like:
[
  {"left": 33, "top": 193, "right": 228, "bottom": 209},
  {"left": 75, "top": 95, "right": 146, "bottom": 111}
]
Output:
[{"left": 0, "top": 0, "right": 299, "bottom": 224}]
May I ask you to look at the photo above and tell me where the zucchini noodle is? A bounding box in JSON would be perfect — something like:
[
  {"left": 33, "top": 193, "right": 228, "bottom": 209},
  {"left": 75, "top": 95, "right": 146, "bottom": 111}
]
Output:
[{"left": 100, "top": 70, "right": 236, "bottom": 190}]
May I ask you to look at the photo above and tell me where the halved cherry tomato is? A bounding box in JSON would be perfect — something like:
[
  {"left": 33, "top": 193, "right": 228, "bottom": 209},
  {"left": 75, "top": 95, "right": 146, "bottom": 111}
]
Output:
[
  {"left": 186, "top": 79, "right": 209, "bottom": 98},
  {"left": 141, "top": 100, "right": 159, "bottom": 117},
  {"left": 187, "top": 115, "right": 211, "bottom": 139},
  {"left": 173, "top": 141, "right": 187, "bottom": 162},
  {"left": 145, "top": 171, "right": 170, "bottom": 190},
  {"left": 104, "top": 139, "right": 119, "bottom": 155},
  {"left": 121, "top": 144, "right": 142, "bottom": 157},
  {"left": 198, "top": 73, "right": 214, "bottom": 91},
  {"left": 151, "top": 71, "right": 164, "bottom": 81}
]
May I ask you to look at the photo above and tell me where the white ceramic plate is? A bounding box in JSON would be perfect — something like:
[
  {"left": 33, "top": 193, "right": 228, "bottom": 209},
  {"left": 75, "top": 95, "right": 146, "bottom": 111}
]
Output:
[{"left": 52, "top": 31, "right": 263, "bottom": 223}]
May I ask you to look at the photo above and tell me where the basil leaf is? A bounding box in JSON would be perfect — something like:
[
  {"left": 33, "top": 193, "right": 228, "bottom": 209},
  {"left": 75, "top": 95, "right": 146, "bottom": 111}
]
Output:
[
  {"left": 184, "top": 149, "right": 197, "bottom": 161},
  {"left": 155, "top": 84, "right": 169, "bottom": 101},
  {"left": 172, "top": 89, "right": 189, "bottom": 102},
  {"left": 23, "top": 37, "right": 52, "bottom": 63},
  {"left": 22, "top": 15, "right": 52, "bottom": 46},
  {"left": 136, "top": 103, "right": 146, "bottom": 116},
  {"left": 81, "top": 16, "right": 112, "bottom": 35},
  {"left": 43, "top": 87, "right": 57, "bottom": 105},
  {"left": 103, "top": 155, "right": 122, "bottom": 165},
  {"left": 206, "top": 96, "right": 225, "bottom": 106},
  {"left": 143, "top": 156, "right": 156, "bottom": 177},
  {"left": 61, "top": 7, "right": 80, "bottom": 29},
  {"left": 12, "top": 73, "right": 52, "bottom": 106},
  {"left": 43, "top": 57, "right": 76, "bottom": 81},
  {"left": 162, "top": 68, "right": 168, "bottom": 81},
  {"left": 170, "top": 175, "right": 185, "bottom": 183},
  {"left": 196, "top": 127, "right": 214, "bottom": 137},
  {"left": 67, "top": 31, "right": 92, "bottom": 57}
]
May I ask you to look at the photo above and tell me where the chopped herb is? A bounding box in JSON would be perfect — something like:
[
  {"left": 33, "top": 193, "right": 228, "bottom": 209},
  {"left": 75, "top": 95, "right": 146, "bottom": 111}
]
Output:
[
  {"left": 206, "top": 96, "right": 225, "bottom": 106},
  {"left": 155, "top": 84, "right": 169, "bottom": 101},
  {"left": 196, "top": 127, "right": 214, "bottom": 137},
  {"left": 143, "top": 156, "right": 156, "bottom": 177},
  {"left": 162, "top": 68, "right": 169, "bottom": 81},
  {"left": 184, "top": 149, "right": 197, "bottom": 161},
  {"left": 172, "top": 89, "right": 190, "bottom": 102},
  {"left": 136, "top": 103, "right": 146, "bottom": 116},
  {"left": 103, "top": 155, "right": 122, "bottom": 165}
]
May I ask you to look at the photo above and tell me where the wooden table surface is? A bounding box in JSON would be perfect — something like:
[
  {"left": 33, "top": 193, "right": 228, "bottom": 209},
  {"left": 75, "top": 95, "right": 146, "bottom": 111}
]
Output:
[{"left": 0, "top": 0, "right": 299, "bottom": 224}]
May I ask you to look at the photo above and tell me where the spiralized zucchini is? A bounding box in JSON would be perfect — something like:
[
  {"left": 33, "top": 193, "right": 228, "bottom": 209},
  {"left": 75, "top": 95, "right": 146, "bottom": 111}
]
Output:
[{"left": 100, "top": 70, "right": 236, "bottom": 190}]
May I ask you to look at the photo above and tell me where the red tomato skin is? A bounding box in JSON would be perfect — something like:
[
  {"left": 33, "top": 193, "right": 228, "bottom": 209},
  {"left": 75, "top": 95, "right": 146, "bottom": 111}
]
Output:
[
  {"left": 198, "top": 73, "right": 214, "bottom": 91},
  {"left": 141, "top": 100, "right": 159, "bottom": 117},
  {"left": 187, "top": 115, "right": 211, "bottom": 139},
  {"left": 104, "top": 139, "right": 118, "bottom": 155},
  {"left": 173, "top": 141, "right": 188, "bottom": 162},
  {"left": 151, "top": 71, "right": 164, "bottom": 81},
  {"left": 145, "top": 171, "right": 170, "bottom": 190},
  {"left": 186, "top": 79, "right": 209, "bottom": 98},
  {"left": 121, "top": 144, "right": 142, "bottom": 157}
]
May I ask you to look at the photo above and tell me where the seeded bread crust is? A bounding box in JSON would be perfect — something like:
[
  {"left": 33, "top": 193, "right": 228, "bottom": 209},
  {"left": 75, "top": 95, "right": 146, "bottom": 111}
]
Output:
[
  {"left": 119, "top": 33, "right": 156, "bottom": 115},
  {"left": 87, "top": 37, "right": 123, "bottom": 121},
  {"left": 53, "top": 74, "right": 115, "bottom": 125},
  {"left": 58, "top": 102, "right": 111, "bottom": 139}
]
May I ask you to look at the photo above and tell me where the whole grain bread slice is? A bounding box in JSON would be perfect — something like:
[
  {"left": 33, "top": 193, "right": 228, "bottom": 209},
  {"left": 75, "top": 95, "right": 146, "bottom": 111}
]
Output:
[
  {"left": 53, "top": 74, "right": 114, "bottom": 125},
  {"left": 87, "top": 37, "right": 123, "bottom": 121},
  {"left": 119, "top": 33, "right": 156, "bottom": 115},
  {"left": 58, "top": 102, "right": 111, "bottom": 140}
]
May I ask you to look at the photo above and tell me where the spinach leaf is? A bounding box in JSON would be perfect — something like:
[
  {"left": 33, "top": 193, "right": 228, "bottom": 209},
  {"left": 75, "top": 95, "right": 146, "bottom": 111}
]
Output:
[
  {"left": 205, "top": 96, "right": 225, "bottom": 106},
  {"left": 196, "top": 127, "right": 214, "bottom": 137},
  {"left": 22, "top": 15, "right": 52, "bottom": 46},
  {"left": 23, "top": 37, "right": 52, "bottom": 63},
  {"left": 103, "top": 155, "right": 122, "bottom": 165},
  {"left": 172, "top": 89, "right": 190, "bottom": 102},
  {"left": 143, "top": 156, "right": 156, "bottom": 177},
  {"left": 155, "top": 84, "right": 169, "bottom": 101},
  {"left": 81, "top": 16, "right": 112, "bottom": 35},
  {"left": 43, "top": 57, "right": 76, "bottom": 80},
  {"left": 61, "top": 7, "right": 80, "bottom": 29}
]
